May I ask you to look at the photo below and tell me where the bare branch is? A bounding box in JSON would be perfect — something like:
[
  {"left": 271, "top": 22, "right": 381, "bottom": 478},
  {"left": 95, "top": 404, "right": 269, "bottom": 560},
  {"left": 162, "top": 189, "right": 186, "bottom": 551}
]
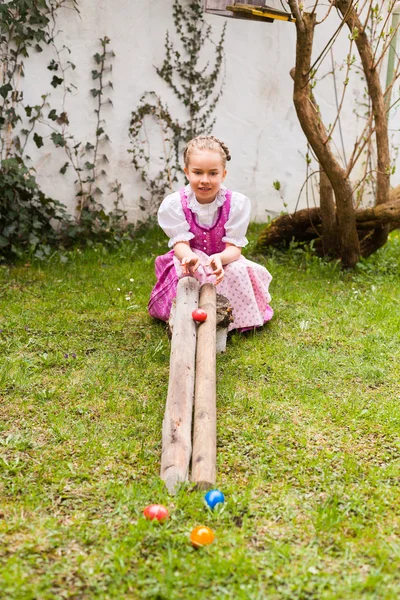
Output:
[
  {"left": 306, "top": 3, "right": 354, "bottom": 78},
  {"left": 294, "top": 169, "right": 321, "bottom": 213},
  {"left": 288, "top": 0, "right": 304, "bottom": 30},
  {"left": 372, "top": 0, "right": 396, "bottom": 64},
  {"left": 324, "top": 43, "right": 353, "bottom": 151},
  {"left": 373, "top": 20, "right": 400, "bottom": 71},
  {"left": 316, "top": 0, "right": 335, "bottom": 25},
  {"left": 310, "top": 0, "right": 320, "bottom": 17},
  {"left": 345, "top": 115, "right": 375, "bottom": 177}
]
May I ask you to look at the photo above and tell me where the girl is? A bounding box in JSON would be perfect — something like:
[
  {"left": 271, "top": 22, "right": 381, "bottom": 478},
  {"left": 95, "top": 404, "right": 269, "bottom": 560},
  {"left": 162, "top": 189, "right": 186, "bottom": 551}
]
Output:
[{"left": 148, "top": 135, "right": 273, "bottom": 331}]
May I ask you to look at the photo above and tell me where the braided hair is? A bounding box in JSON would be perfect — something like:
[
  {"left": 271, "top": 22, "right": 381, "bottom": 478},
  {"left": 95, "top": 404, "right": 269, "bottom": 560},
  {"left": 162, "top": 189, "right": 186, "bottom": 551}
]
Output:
[{"left": 183, "top": 135, "right": 231, "bottom": 169}]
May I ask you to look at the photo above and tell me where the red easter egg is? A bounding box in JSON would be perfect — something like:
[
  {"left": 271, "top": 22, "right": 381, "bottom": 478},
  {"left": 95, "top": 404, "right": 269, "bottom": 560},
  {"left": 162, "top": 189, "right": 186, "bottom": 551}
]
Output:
[
  {"left": 143, "top": 504, "right": 169, "bottom": 522},
  {"left": 190, "top": 525, "right": 215, "bottom": 547},
  {"left": 192, "top": 309, "right": 208, "bottom": 322}
]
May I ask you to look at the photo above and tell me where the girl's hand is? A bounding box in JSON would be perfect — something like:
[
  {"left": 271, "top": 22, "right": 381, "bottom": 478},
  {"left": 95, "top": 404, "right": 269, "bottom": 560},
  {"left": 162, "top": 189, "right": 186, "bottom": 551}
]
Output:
[
  {"left": 181, "top": 255, "right": 200, "bottom": 276},
  {"left": 207, "top": 254, "right": 224, "bottom": 285}
]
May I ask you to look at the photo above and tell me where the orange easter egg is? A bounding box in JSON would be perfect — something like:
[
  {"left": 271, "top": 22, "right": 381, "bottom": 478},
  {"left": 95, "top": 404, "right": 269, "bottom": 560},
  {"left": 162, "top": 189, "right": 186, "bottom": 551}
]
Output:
[{"left": 190, "top": 525, "right": 215, "bottom": 548}]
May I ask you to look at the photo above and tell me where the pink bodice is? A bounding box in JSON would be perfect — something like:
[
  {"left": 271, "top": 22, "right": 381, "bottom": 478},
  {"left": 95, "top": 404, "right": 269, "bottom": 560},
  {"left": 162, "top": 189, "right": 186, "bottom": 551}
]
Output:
[{"left": 180, "top": 187, "right": 232, "bottom": 255}]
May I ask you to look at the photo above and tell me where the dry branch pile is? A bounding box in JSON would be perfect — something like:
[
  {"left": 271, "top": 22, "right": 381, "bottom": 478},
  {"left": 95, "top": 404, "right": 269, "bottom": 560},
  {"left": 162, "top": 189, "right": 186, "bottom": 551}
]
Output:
[{"left": 257, "top": 185, "right": 400, "bottom": 258}]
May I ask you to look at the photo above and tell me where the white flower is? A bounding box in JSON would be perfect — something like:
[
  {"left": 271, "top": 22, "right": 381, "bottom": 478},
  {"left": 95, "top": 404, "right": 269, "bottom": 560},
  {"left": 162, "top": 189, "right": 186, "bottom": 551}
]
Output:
[
  {"left": 130, "top": 278, "right": 134, "bottom": 282},
  {"left": 117, "top": 287, "right": 121, "bottom": 291}
]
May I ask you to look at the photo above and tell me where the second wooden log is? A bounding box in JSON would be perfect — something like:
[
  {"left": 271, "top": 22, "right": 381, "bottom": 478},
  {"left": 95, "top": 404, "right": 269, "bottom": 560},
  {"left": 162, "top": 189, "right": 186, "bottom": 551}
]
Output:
[
  {"left": 191, "top": 283, "right": 217, "bottom": 490},
  {"left": 160, "top": 276, "right": 199, "bottom": 494}
]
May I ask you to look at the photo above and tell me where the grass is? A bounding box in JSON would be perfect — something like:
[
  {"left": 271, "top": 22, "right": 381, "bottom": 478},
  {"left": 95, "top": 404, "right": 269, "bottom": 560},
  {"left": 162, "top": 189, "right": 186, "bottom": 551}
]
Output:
[{"left": 0, "top": 224, "right": 400, "bottom": 599}]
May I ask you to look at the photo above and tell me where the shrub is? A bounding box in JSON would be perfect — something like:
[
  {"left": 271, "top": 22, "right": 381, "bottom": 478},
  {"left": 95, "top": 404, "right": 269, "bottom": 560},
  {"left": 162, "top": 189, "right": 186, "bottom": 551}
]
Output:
[{"left": 0, "top": 157, "right": 67, "bottom": 261}]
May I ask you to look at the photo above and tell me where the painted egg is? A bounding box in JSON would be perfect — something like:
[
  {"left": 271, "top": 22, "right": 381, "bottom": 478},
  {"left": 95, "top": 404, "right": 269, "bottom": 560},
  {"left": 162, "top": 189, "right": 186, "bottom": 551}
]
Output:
[
  {"left": 192, "top": 309, "right": 208, "bottom": 322},
  {"left": 190, "top": 525, "right": 215, "bottom": 547},
  {"left": 205, "top": 489, "right": 225, "bottom": 510},
  {"left": 143, "top": 504, "right": 169, "bottom": 522}
]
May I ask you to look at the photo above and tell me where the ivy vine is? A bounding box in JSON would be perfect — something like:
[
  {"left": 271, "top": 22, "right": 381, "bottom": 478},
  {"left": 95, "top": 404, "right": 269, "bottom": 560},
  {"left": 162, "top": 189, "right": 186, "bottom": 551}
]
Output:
[
  {"left": 49, "top": 36, "right": 127, "bottom": 243},
  {"left": 0, "top": 0, "right": 79, "bottom": 160},
  {"left": 0, "top": 0, "right": 78, "bottom": 260},
  {"left": 129, "top": 0, "right": 226, "bottom": 216},
  {"left": 0, "top": 1, "right": 128, "bottom": 260}
]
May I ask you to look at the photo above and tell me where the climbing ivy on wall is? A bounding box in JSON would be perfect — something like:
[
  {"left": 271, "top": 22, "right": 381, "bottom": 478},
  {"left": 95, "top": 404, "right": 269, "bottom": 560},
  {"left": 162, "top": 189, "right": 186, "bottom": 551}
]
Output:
[
  {"left": 0, "top": 1, "right": 127, "bottom": 261},
  {"left": 49, "top": 36, "right": 127, "bottom": 243},
  {"left": 0, "top": 0, "right": 79, "bottom": 260},
  {"left": 129, "top": 0, "right": 226, "bottom": 216}
]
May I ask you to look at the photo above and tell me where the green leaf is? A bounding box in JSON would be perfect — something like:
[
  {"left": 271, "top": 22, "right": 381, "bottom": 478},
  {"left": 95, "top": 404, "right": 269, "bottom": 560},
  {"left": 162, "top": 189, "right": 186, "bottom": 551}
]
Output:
[
  {"left": 273, "top": 180, "right": 281, "bottom": 191},
  {"left": 57, "top": 112, "right": 69, "bottom": 125},
  {"left": 33, "top": 133, "right": 44, "bottom": 149},
  {"left": 60, "top": 162, "right": 69, "bottom": 175},
  {"left": 51, "top": 132, "right": 67, "bottom": 148},
  {"left": 0, "top": 83, "right": 12, "bottom": 99},
  {"left": 47, "top": 59, "right": 59, "bottom": 72},
  {"left": 51, "top": 76, "right": 64, "bottom": 88},
  {"left": 48, "top": 109, "right": 58, "bottom": 121}
]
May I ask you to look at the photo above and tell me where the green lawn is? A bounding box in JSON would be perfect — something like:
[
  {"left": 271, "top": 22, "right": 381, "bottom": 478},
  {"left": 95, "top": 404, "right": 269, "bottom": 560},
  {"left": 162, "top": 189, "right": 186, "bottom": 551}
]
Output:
[{"left": 1, "top": 225, "right": 400, "bottom": 599}]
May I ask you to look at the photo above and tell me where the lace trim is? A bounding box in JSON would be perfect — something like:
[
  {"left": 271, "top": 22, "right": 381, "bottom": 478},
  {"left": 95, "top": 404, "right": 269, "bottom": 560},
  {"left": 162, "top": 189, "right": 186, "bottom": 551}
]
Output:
[
  {"left": 184, "top": 184, "right": 227, "bottom": 217},
  {"left": 168, "top": 231, "right": 194, "bottom": 248},
  {"left": 222, "top": 235, "right": 249, "bottom": 248}
]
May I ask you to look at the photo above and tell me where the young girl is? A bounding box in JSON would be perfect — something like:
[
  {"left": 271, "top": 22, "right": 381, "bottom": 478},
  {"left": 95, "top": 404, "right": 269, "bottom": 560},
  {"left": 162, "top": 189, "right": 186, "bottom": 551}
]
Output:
[{"left": 148, "top": 135, "right": 273, "bottom": 331}]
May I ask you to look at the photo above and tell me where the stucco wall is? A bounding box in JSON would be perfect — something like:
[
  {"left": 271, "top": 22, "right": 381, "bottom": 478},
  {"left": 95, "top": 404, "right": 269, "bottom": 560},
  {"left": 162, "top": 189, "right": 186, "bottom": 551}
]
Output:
[{"left": 21, "top": 0, "right": 400, "bottom": 223}]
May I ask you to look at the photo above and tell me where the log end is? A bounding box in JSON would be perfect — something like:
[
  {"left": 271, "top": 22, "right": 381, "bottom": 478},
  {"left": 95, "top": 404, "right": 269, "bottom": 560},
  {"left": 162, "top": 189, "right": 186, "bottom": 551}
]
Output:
[
  {"left": 192, "top": 480, "right": 215, "bottom": 491},
  {"left": 162, "top": 470, "right": 187, "bottom": 495}
]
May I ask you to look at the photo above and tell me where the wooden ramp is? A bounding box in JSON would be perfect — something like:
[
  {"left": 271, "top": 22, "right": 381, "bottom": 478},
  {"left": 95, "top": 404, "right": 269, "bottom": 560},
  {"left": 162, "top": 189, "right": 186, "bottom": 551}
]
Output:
[
  {"left": 160, "top": 277, "right": 199, "bottom": 494},
  {"left": 160, "top": 278, "right": 219, "bottom": 494}
]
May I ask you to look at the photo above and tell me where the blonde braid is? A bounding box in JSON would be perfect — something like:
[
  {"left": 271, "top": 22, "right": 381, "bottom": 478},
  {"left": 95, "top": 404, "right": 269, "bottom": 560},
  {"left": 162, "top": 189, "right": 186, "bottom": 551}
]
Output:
[
  {"left": 209, "top": 135, "right": 231, "bottom": 162},
  {"left": 183, "top": 135, "right": 232, "bottom": 168}
]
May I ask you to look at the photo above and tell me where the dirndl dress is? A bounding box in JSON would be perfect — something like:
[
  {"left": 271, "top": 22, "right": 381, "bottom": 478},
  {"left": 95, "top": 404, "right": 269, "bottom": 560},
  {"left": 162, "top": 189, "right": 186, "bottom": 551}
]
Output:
[{"left": 148, "top": 187, "right": 273, "bottom": 332}]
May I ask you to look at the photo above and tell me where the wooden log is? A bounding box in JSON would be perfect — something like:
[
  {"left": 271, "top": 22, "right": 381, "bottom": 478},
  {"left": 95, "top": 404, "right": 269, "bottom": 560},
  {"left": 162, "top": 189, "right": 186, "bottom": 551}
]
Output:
[
  {"left": 160, "top": 276, "right": 200, "bottom": 494},
  {"left": 191, "top": 283, "right": 217, "bottom": 490}
]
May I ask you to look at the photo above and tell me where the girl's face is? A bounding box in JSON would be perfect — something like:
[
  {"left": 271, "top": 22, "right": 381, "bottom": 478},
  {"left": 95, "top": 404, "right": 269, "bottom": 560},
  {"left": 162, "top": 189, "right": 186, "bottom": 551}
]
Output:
[{"left": 184, "top": 149, "right": 227, "bottom": 204}]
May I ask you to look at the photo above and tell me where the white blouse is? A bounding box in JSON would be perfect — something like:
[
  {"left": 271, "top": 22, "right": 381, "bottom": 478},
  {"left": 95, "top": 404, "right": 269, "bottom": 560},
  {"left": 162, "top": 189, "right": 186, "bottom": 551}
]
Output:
[{"left": 158, "top": 184, "right": 251, "bottom": 249}]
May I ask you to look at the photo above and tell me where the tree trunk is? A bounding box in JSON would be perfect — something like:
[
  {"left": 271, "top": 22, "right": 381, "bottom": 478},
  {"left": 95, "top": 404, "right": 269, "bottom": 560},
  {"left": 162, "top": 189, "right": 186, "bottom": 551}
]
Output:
[
  {"left": 336, "top": 0, "right": 391, "bottom": 253},
  {"left": 319, "top": 168, "right": 340, "bottom": 257},
  {"left": 288, "top": 7, "right": 360, "bottom": 267},
  {"left": 336, "top": 0, "right": 391, "bottom": 207},
  {"left": 307, "top": 87, "right": 340, "bottom": 257}
]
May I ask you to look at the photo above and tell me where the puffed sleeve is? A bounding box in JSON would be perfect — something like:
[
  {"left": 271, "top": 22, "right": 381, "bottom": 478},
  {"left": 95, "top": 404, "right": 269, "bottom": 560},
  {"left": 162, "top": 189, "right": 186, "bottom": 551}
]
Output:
[
  {"left": 222, "top": 192, "right": 251, "bottom": 247},
  {"left": 158, "top": 192, "right": 195, "bottom": 248}
]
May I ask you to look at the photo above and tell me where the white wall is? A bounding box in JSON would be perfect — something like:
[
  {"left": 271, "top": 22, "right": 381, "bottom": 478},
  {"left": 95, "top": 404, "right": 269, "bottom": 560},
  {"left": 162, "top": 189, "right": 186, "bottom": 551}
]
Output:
[{"left": 21, "top": 0, "right": 400, "bottom": 223}]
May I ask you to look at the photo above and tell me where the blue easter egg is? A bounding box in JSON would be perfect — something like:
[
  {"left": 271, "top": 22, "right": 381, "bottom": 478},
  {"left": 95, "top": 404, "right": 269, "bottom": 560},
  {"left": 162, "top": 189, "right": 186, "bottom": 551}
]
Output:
[{"left": 205, "top": 489, "right": 225, "bottom": 509}]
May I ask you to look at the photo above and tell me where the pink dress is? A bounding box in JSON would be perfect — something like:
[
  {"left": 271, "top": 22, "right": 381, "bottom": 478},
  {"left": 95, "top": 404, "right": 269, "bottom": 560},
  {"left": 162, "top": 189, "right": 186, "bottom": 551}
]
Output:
[{"left": 148, "top": 187, "right": 273, "bottom": 332}]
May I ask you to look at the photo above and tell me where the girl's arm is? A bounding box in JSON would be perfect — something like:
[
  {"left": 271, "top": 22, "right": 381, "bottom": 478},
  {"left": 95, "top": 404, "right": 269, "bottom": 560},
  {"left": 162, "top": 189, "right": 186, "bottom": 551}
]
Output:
[
  {"left": 174, "top": 242, "right": 242, "bottom": 284},
  {"left": 218, "top": 243, "right": 242, "bottom": 265},
  {"left": 174, "top": 241, "right": 200, "bottom": 276}
]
